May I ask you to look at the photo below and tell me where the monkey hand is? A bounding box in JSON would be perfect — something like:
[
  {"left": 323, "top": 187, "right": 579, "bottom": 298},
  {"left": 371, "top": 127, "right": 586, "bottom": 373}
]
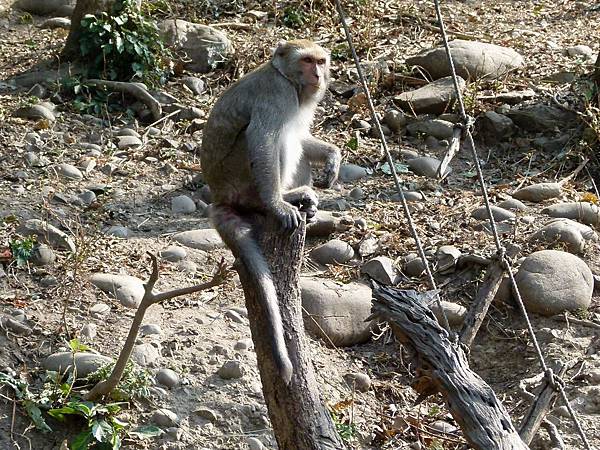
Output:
[
  {"left": 283, "top": 187, "right": 318, "bottom": 222},
  {"left": 271, "top": 200, "right": 303, "bottom": 230}
]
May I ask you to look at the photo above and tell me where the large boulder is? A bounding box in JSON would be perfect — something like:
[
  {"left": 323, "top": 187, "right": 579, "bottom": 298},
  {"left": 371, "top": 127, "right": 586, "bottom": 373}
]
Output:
[
  {"left": 406, "top": 39, "right": 524, "bottom": 81},
  {"left": 160, "top": 19, "right": 233, "bottom": 73},
  {"left": 394, "top": 76, "right": 466, "bottom": 115},
  {"left": 12, "top": 0, "right": 73, "bottom": 16},
  {"left": 506, "top": 105, "right": 577, "bottom": 132},
  {"left": 515, "top": 250, "right": 593, "bottom": 316}
]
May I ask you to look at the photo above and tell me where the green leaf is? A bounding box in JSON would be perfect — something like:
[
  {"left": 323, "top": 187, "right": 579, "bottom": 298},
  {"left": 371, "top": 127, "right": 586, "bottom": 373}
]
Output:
[
  {"left": 69, "top": 338, "right": 91, "bottom": 353},
  {"left": 23, "top": 400, "right": 52, "bottom": 433},
  {"left": 345, "top": 137, "right": 358, "bottom": 151},
  {"left": 92, "top": 419, "right": 113, "bottom": 442},
  {"left": 47, "top": 406, "right": 78, "bottom": 420},
  {"left": 114, "top": 33, "right": 124, "bottom": 53},
  {"left": 71, "top": 430, "right": 93, "bottom": 450},
  {"left": 128, "top": 425, "right": 164, "bottom": 439}
]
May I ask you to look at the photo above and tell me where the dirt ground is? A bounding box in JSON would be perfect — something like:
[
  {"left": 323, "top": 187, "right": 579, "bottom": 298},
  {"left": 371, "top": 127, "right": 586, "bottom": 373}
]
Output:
[{"left": 0, "top": 0, "right": 600, "bottom": 449}]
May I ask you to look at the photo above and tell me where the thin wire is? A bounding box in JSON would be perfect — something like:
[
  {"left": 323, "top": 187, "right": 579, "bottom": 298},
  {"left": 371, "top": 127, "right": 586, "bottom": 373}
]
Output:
[
  {"left": 334, "top": 0, "right": 450, "bottom": 332},
  {"left": 432, "top": 0, "right": 592, "bottom": 447}
]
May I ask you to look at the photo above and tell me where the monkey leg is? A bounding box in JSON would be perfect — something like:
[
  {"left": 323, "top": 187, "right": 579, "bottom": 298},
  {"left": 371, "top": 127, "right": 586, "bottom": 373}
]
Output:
[
  {"left": 302, "top": 135, "right": 341, "bottom": 188},
  {"left": 283, "top": 186, "right": 318, "bottom": 221},
  {"left": 209, "top": 204, "right": 293, "bottom": 384}
]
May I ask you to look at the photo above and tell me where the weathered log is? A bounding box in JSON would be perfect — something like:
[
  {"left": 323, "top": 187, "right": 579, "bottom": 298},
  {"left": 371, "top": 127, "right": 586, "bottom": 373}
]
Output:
[
  {"left": 236, "top": 216, "right": 346, "bottom": 450},
  {"left": 371, "top": 285, "right": 529, "bottom": 450}
]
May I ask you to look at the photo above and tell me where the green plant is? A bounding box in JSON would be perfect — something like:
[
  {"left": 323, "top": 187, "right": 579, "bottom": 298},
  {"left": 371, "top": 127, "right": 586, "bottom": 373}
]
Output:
[
  {"left": 86, "top": 362, "right": 152, "bottom": 401},
  {"left": 18, "top": 12, "right": 33, "bottom": 24},
  {"left": 331, "top": 411, "right": 357, "bottom": 442},
  {"left": 9, "top": 236, "right": 36, "bottom": 266},
  {"left": 282, "top": 5, "right": 306, "bottom": 29},
  {"left": 330, "top": 43, "right": 351, "bottom": 61},
  {"left": 78, "top": 0, "right": 172, "bottom": 87}
]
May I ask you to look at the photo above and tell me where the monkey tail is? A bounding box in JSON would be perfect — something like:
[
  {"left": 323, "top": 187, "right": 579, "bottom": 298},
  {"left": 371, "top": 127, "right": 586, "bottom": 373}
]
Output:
[{"left": 210, "top": 205, "right": 293, "bottom": 384}]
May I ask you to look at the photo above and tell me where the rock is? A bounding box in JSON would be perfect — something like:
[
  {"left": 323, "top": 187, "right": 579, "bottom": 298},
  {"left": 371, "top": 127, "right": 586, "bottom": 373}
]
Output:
[
  {"left": 431, "top": 301, "right": 467, "bottom": 327},
  {"left": 132, "top": 343, "right": 161, "bottom": 367},
  {"left": 195, "top": 407, "right": 219, "bottom": 423},
  {"left": 404, "top": 255, "right": 426, "bottom": 277},
  {"left": 400, "top": 149, "right": 419, "bottom": 160},
  {"left": 90, "top": 273, "right": 145, "bottom": 309},
  {"left": 349, "top": 187, "right": 365, "bottom": 200},
  {"left": 343, "top": 372, "right": 371, "bottom": 392},
  {"left": 39, "top": 17, "right": 70, "bottom": 29},
  {"left": 361, "top": 256, "right": 400, "bottom": 285},
  {"left": 80, "top": 323, "right": 97, "bottom": 341},
  {"left": 156, "top": 368, "right": 180, "bottom": 388},
  {"left": 234, "top": 338, "right": 253, "bottom": 351},
  {"left": 515, "top": 250, "right": 593, "bottom": 316},
  {"left": 182, "top": 76, "right": 206, "bottom": 95},
  {"left": 39, "top": 275, "right": 58, "bottom": 287},
  {"left": 117, "top": 135, "right": 142, "bottom": 149},
  {"left": 383, "top": 109, "right": 407, "bottom": 132},
  {"left": 171, "top": 195, "right": 196, "bottom": 214},
  {"left": 391, "top": 191, "right": 423, "bottom": 202},
  {"left": 358, "top": 236, "right": 379, "bottom": 257},
  {"left": 470, "top": 205, "right": 515, "bottom": 222},
  {"left": 246, "top": 437, "right": 266, "bottom": 450},
  {"left": 140, "top": 324, "right": 162, "bottom": 336},
  {"left": 406, "top": 119, "right": 454, "bottom": 139},
  {"left": 30, "top": 244, "right": 56, "bottom": 266},
  {"left": 339, "top": 164, "right": 369, "bottom": 182},
  {"left": 300, "top": 277, "right": 374, "bottom": 346},
  {"left": 172, "top": 228, "right": 225, "bottom": 251},
  {"left": 407, "top": 156, "right": 451, "bottom": 179},
  {"left": 105, "top": 225, "right": 131, "bottom": 239},
  {"left": 225, "top": 309, "right": 246, "bottom": 324},
  {"left": 512, "top": 182, "right": 562, "bottom": 202},
  {"left": 160, "top": 246, "right": 187, "bottom": 262},
  {"left": 310, "top": 239, "right": 354, "bottom": 265},
  {"left": 0, "top": 316, "right": 32, "bottom": 335},
  {"left": 566, "top": 45, "right": 593, "bottom": 58},
  {"left": 542, "top": 202, "right": 600, "bottom": 225},
  {"left": 152, "top": 408, "right": 179, "bottom": 428},
  {"left": 13, "top": 0, "right": 72, "bottom": 15},
  {"left": 476, "top": 111, "right": 514, "bottom": 143},
  {"left": 89, "top": 303, "right": 110, "bottom": 317},
  {"left": 406, "top": 39, "right": 524, "bottom": 80},
  {"left": 43, "top": 352, "right": 112, "bottom": 378},
  {"left": 217, "top": 360, "right": 244, "bottom": 379},
  {"left": 14, "top": 104, "right": 55, "bottom": 121},
  {"left": 394, "top": 76, "right": 466, "bottom": 115},
  {"left": 160, "top": 20, "right": 234, "bottom": 73},
  {"left": 306, "top": 211, "right": 338, "bottom": 237},
  {"left": 52, "top": 164, "right": 83, "bottom": 182},
  {"left": 150, "top": 91, "right": 178, "bottom": 105},
  {"left": 530, "top": 218, "right": 596, "bottom": 253},
  {"left": 436, "top": 245, "right": 461, "bottom": 273},
  {"left": 497, "top": 198, "right": 527, "bottom": 211},
  {"left": 506, "top": 105, "right": 576, "bottom": 132},
  {"left": 17, "top": 219, "right": 76, "bottom": 252},
  {"left": 77, "top": 190, "right": 97, "bottom": 206}
]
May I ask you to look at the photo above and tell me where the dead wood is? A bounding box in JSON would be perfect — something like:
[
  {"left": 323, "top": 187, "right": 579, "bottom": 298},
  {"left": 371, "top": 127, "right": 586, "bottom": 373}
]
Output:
[
  {"left": 460, "top": 244, "right": 520, "bottom": 347},
  {"left": 371, "top": 285, "right": 529, "bottom": 450},
  {"left": 85, "top": 254, "right": 228, "bottom": 401},
  {"left": 86, "top": 79, "right": 162, "bottom": 121},
  {"left": 236, "top": 216, "right": 346, "bottom": 450}
]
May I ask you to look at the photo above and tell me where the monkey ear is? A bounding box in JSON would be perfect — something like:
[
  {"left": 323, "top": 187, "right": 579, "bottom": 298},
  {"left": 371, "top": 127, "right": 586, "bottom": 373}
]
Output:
[{"left": 273, "top": 40, "right": 288, "bottom": 56}]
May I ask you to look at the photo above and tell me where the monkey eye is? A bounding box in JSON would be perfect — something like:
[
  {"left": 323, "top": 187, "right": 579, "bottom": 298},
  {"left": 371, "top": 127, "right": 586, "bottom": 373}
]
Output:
[
  {"left": 301, "top": 56, "right": 313, "bottom": 63},
  {"left": 317, "top": 58, "right": 326, "bottom": 65}
]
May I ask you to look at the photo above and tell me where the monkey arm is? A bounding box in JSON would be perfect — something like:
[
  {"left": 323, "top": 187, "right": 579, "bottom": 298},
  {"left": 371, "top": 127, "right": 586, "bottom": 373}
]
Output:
[
  {"left": 283, "top": 186, "right": 318, "bottom": 221},
  {"left": 301, "top": 135, "right": 341, "bottom": 188}
]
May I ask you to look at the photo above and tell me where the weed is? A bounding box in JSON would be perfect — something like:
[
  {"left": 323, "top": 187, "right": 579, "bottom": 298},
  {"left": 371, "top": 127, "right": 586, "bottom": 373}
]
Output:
[
  {"left": 9, "top": 236, "right": 36, "bottom": 266},
  {"left": 18, "top": 12, "right": 33, "bottom": 24},
  {"left": 331, "top": 411, "right": 357, "bottom": 442},
  {"left": 282, "top": 6, "right": 306, "bottom": 29}
]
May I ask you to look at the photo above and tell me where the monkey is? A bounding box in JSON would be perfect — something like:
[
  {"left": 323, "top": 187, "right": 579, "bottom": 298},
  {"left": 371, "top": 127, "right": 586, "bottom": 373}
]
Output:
[{"left": 200, "top": 39, "right": 341, "bottom": 384}]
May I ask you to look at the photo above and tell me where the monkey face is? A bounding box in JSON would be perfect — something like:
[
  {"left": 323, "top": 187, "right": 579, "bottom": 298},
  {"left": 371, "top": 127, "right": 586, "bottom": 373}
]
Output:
[{"left": 299, "top": 55, "right": 328, "bottom": 89}]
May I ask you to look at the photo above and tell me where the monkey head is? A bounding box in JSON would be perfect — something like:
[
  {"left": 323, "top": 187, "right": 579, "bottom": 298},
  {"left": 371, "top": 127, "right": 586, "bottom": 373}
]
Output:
[{"left": 271, "top": 39, "right": 330, "bottom": 102}]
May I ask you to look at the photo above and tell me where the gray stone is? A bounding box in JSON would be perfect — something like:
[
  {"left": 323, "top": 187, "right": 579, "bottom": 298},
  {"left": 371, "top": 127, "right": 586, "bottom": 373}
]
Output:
[
  {"left": 54, "top": 163, "right": 83, "bottom": 181},
  {"left": 310, "top": 239, "right": 354, "bottom": 265},
  {"left": 40, "top": 275, "right": 58, "bottom": 287},
  {"left": 515, "top": 250, "right": 593, "bottom": 316},
  {"left": 391, "top": 191, "right": 423, "bottom": 203},
  {"left": 234, "top": 338, "right": 253, "bottom": 351},
  {"left": 39, "top": 17, "right": 70, "bottom": 29},
  {"left": 13, "top": 0, "right": 72, "bottom": 15},
  {"left": 530, "top": 218, "right": 596, "bottom": 254},
  {"left": 14, "top": 104, "right": 55, "bottom": 121},
  {"left": 246, "top": 437, "right": 266, "bottom": 450},
  {"left": 116, "top": 128, "right": 140, "bottom": 138},
  {"left": 361, "top": 256, "right": 399, "bottom": 285},
  {"left": 17, "top": 219, "right": 76, "bottom": 252},
  {"left": 173, "top": 229, "right": 225, "bottom": 251},
  {"left": 150, "top": 91, "right": 178, "bottom": 105},
  {"left": 217, "top": 360, "right": 244, "bottom": 379},
  {"left": 195, "top": 407, "right": 219, "bottom": 423},
  {"left": 507, "top": 105, "right": 577, "bottom": 132},
  {"left": 566, "top": 45, "right": 593, "bottom": 58},
  {"left": 43, "top": 352, "right": 112, "bottom": 378},
  {"left": 339, "top": 164, "right": 369, "bottom": 182},
  {"left": 171, "top": 195, "right": 196, "bottom": 214},
  {"left": 80, "top": 323, "right": 97, "bottom": 341},
  {"left": 301, "top": 277, "right": 374, "bottom": 346},
  {"left": 406, "top": 119, "right": 454, "bottom": 139},
  {"left": 90, "top": 273, "right": 145, "bottom": 309},
  {"left": 476, "top": 111, "right": 514, "bottom": 143},
  {"left": 117, "top": 135, "right": 142, "bottom": 149},
  {"left": 156, "top": 368, "right": 180, "bottom": 388},
  {"left": 394, "top": 77, "right": 466, "bottom": 115},
  {"left": 183, "top": 76, "right": 206, "bottom": 95},
  {"left": 225, "top": 309, "right": 245, "bottom": 324},
  {"left": 160, "top": 20, "right": 234, "bottom": 73},
  {"left": 343, "top": 372, "right": 371, "bottom": 392},
  {"left": 358, "top": 236, "right": 379, "bottom": 257},
  {"left": 493, "top": 89, "right": 536, "bottom": 105},
  {"left": 407, "top": 156, "right": 451, "bottom": 179},
  {"left": 351, "top": 118, "right": 371, "bottom": 132},
  {"left": 404, "top": 255, "right": 426, "bottom": 277},
  {"left": 383, "top": 109, "right": 407, "bottom": 132},
  {"left": 436, "top": 245, "right": 461, "bottom": 273},
  {"left": 77, "top": 190, "right": 97, "bottom": 206},
  {"left": 348, "top": 187, "right": 365, "bottom": 200},
  {"left": 160, "top": 246, "right": 187, "bottom": 262},
  {"left": 471, "top": 205, "right": 515, "bottom": 222},
  {"left": 497, "top": 198, "right": 527, "bottom": 211},
  {"left": 306, "top": 211, "right": 337, "bottom": 237},
  {"left": 152, "top": 408, "right": 179, "bottom": 427},
  {"left": 105, "top": 225, "right": 130, "bottom": 239},
  {"left": 89, "top": 303, "right": 110, "bottom": 317},
  {"left": 513, "top": 182, "right": 562, "bottom": 202},
  {"left": 140, "top": 324, "right": 162, "bottom": 336},
  {"left": 431, "top": 301, "right": 467, "bottom": 327},
  {"left": 406, "top": 39, "right": 524, "bottom": 80},
  {"left": 30, "top": 244, "right": 56, "bottom": 266},
  {"left": 542, "top": 202, "right": 600, "bottom": 226},
  {"left": 132, "top": 343, "right": 161, "bottom": 367},
  {"left": 0, "top": 316, "right": 32, "bottom": 335}
]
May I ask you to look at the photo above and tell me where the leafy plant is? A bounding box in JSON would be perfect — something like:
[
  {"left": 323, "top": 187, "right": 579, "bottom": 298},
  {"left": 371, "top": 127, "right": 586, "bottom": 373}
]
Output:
[
  {"left": 78, "top": 0, "right": 172, "bottom": 87},
  {"left": 282, "top": 5, "right": 305, "bottom": 29},
  {"left": 9, "top": 236, "right": 36, "bottom": 266},
  {"left": 331, "top": 411, "right": 357, "bottom": 442},
  {"left": 86, "top": 362, "right": 152, "bottom": 401}
]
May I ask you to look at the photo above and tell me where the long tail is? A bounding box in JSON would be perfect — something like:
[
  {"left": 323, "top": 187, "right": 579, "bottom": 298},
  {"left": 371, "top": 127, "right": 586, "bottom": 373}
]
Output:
[{"left": 210, "top": 204, "right": 293, "bottom": 384}]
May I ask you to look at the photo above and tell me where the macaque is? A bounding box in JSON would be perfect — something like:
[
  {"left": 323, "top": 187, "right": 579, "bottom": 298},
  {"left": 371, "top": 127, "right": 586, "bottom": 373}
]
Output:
[{"left": 200, "top": 39, "right": 341, "bottom": 383}]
